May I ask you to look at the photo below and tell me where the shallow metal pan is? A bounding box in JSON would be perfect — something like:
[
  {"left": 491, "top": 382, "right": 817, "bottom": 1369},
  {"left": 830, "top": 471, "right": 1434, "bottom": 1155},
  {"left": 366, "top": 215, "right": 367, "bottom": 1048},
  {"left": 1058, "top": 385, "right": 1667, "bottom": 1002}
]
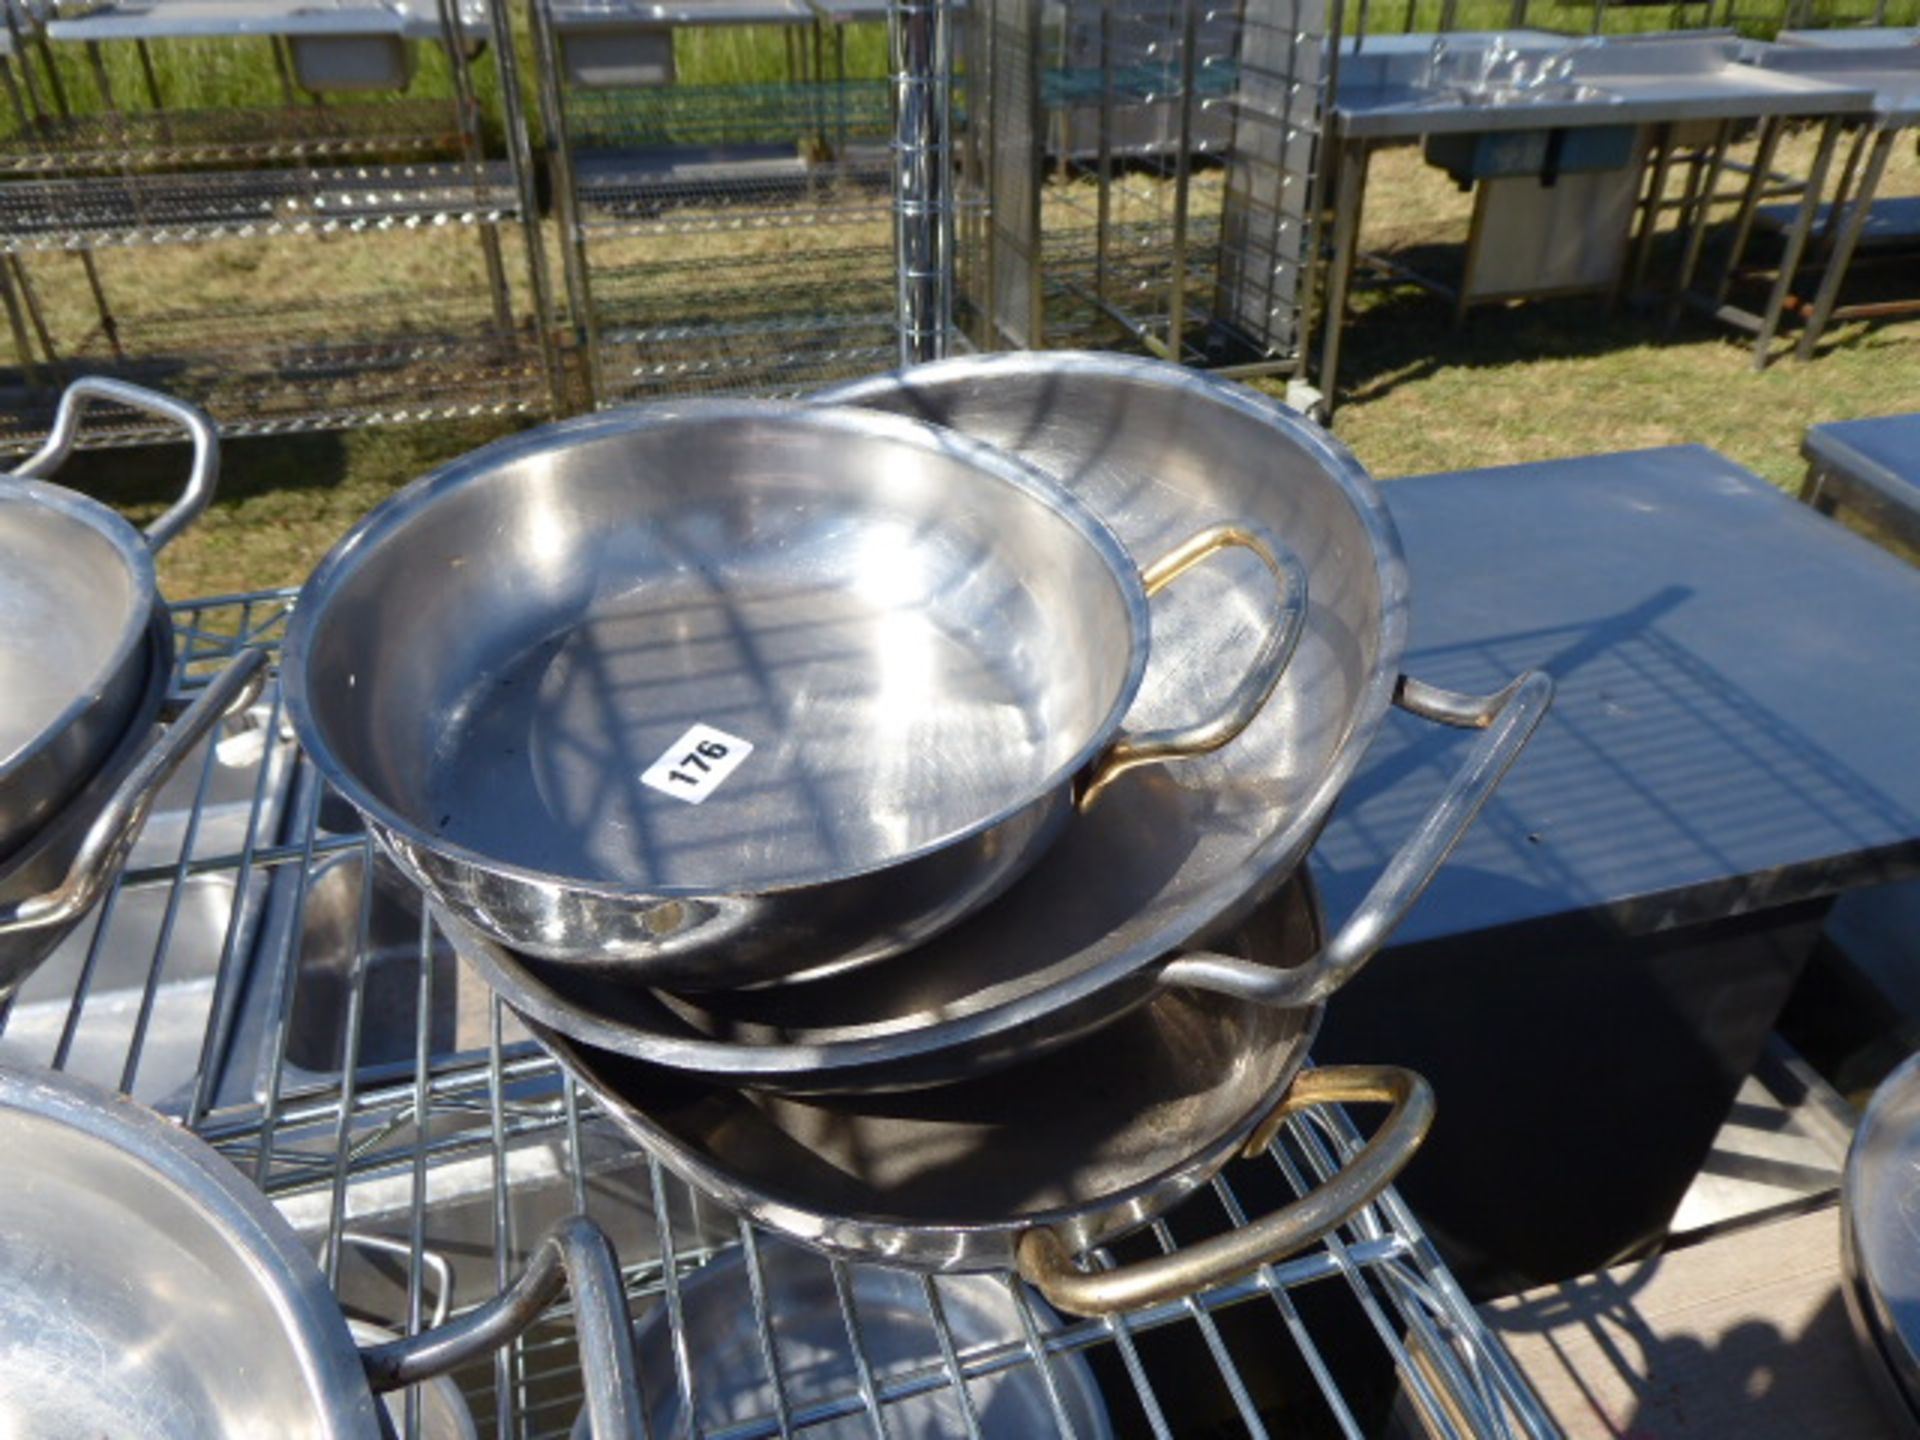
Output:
[
  {"left": 1841, "top": 1051, "right": 1920, "bottom": 1437},
  {"left": 531, "top": 875, "right": 1436, "bottom": 1318},
  {"left": 436, "top": 353, "right": 1549, "bottom": 1093},
  {"left": 287, "top": 399, "right": 1300, "bottom": 991},
  {"left": 0, "top": 1062, "right": 642, "bottom": 1440},
  {"left": 0, "top": 378, "right": 218, "bottom": 862},
  {"left": 0, "top": 640, "right": 268, "bottom": 1004}
]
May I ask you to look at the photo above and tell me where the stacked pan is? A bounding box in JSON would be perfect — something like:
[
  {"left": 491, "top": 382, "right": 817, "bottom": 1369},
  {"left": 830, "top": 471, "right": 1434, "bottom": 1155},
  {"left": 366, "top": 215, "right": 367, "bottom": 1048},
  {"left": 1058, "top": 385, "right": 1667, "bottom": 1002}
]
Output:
[
  {"left": 287, "top": 352, "right": 1552, "bottom": 1316},
  {"left": 1, "top": 379, "right": 269, "bottom": 1005}
]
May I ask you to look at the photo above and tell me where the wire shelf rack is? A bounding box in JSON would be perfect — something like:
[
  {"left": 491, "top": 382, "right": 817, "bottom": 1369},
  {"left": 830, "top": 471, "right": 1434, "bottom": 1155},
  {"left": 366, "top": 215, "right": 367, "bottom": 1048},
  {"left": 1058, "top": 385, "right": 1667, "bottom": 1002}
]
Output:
[
  {"left": 0, "top": 159, "right": 521, "bottom": 250},
  {"left": 0, "top": 589, "right": 1559, "bottom": 1440},
  {"left": 572, "top": 151, "right": 895, "bottom": 235},
  {"left": 0, "top": 292, "right": 548, "bottom": 449},
  {"left": 564, "top": 80, "right": 894, "bottom": 150},
  {"left": 0, "top": 98, "right": 471, "bottom": 173}
]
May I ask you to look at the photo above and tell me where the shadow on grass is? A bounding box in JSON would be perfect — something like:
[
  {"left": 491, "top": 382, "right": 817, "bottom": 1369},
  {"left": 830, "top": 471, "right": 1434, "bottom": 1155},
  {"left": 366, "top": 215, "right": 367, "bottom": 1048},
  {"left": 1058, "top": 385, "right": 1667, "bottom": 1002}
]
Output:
[
  {"left": 51, "top": 429, "right": 352, "bottom": 514},
  {"left": 1334, "top": 263, "right": 1671, "bottom": 407},
  {"left": 1335, "top": 220, "right": 1920, "bottom": 409},
  {"left": 33, "top": 414, "right": 530, "bottom": 522}
]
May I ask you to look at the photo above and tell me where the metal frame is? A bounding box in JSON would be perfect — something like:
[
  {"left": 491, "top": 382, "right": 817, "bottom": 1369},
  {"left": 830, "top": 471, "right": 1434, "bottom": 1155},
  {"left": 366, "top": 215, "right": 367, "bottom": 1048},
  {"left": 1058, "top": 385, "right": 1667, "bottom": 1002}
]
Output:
[
  {"left": 0, "top": 587, "right": 1561, "bottom": 1440},
  {"left": 0, "top": 0, "right": 562, "bottom": 446},
  {"left": 968, "top": 0, "right": 1337, "bottom": 378},
  {"left": 530, "top": 0, "right": 920, "bottom": 408}
]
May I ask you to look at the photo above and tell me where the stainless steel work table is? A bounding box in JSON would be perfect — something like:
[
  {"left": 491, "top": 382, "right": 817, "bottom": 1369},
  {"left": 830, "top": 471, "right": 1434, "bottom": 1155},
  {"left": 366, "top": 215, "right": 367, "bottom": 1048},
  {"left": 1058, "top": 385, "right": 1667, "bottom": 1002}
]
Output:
[
  {"left": 1732, "top": 43, "right": 1920, "bottom": 363},
  {"left": 1801, "top": 410, "right": 1920, "bottom": 552},
  {"left": 1306, "top": 443, "right": 1920, "bottom": 1293},
  {"left": 45, "top": 0, "right": 480, "bottom": 44},
  {"left": 1322, "top": 36, "right": 1871, "bottom": 409}
]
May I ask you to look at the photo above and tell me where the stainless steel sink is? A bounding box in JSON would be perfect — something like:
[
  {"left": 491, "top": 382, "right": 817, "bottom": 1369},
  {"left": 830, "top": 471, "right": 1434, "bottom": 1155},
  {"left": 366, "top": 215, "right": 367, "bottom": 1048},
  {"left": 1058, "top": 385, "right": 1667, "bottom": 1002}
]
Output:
[
  {"left": 277, "top": 847, "right": 486, "bottom": 1077},
  {"left": 1438, "top": 79, "right": 1614, "bottom": 106},
  {"left": 234, "top": 793, "right": 533, "bottom": 1101},
  {"left": 0, "top": 695, "right": 296, "bottom": 1111}
]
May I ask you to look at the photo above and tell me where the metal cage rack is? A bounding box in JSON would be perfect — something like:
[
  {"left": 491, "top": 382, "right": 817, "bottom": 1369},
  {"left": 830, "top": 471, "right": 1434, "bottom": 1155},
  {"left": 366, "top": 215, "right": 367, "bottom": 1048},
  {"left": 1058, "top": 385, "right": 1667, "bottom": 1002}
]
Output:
[
  {"left": 532, "top": 0, "right": 921, "bottom": 407},
  {"left": 0, "top": 0, "right": 560, "bottom": 447},
  {"left": 965, "top": 0, "right": 1334, "bottom": 376},
  {"left": 0, "top": 589, "right": 1558, "bottom": 1440}
]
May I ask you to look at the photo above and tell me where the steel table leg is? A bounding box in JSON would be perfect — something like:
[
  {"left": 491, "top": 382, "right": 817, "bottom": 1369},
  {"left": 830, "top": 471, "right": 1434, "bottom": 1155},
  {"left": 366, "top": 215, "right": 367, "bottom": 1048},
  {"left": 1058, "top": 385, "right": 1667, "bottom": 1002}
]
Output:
[
  {"left": 1665, "top": 120, "right": 1732, "bottom": 332},
  {"left": 1627, "top": 123, "right": 1676, "bottom": 302},
  {"left": 1750, "top": 115, "right": 1840, "bottom": 370},
  {"left": 1712, "top": 116, "right": 1781, "bottom": 309},
  {"left": 1794, "top": 126, "right": 1896, "bottom": 363},
  {"left": 1315, "top": 137, "right": 1369, "bottom": 419}
]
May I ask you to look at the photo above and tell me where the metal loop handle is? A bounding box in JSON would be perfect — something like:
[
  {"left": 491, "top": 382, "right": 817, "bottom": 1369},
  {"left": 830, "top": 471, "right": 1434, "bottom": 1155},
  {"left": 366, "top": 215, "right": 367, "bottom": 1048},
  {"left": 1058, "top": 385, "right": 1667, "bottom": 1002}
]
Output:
[
  {"left": 336, "top": 1231, "right": 457, "bottom": 1329},
  {"left": 1158, "top": 668, "right": 1553, "bottom": 1008},
  {"left": 0, "top": 647, "right": 268, "bottom": 937},
  {"left": 1079, "top": 523, "right": 1308, "bottom": 809},
  {"left": 10, "top": 377, "right": 220, "bottom": 554},
  {"left": 1016, "top": 1065, "right": 1434, "bottom": 1316},
  {"left": 359, "top": 1214, "right": 642, "bottom": 1440}
]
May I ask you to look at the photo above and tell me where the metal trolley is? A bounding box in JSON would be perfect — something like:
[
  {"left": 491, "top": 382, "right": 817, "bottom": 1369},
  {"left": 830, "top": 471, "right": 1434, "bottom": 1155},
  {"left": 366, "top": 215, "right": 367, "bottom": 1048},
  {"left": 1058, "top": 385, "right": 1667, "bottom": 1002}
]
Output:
[
  {"left": 965, "top": 0, "right": 1336, "bottom": 384},
  {"left": 0, "top": 587, "right": 1559, "bottom": 1439},
  {"left": 530, "top": 0, "right": 932, "bottom": 407},
  {"left": 0, "top": 0, "right": 560, "bottom": 449}
]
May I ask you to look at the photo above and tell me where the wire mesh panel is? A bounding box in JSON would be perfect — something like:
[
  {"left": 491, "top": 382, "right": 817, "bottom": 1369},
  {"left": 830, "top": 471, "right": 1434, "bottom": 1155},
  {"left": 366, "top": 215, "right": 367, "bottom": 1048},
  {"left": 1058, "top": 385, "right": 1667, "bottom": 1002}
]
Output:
[
  {"left": 966, "top": 0, "right": 1335, "bottom": 371},
  {"left": 0, "top": 591, "right": 1559, "bottom": 1440},
  {"left": 981, "top": 0, "right": 1045, "bottom": 346},
  {"left": 1213, "top": 0, "right": 1336, "bottom": 362}
]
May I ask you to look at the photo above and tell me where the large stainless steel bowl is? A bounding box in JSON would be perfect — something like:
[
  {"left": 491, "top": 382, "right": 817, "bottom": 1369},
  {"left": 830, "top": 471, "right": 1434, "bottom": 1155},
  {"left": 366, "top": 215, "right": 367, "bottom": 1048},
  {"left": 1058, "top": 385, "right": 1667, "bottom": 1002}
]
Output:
[
  {"left": 0, "top": 1063, "right": 643, "bottom": 1439},
  {"left": 287, "top": 399, "right": 1297, "bottom": 991},
  {"left": 0, "top": 378, "right": 218, "bottom": 862}
]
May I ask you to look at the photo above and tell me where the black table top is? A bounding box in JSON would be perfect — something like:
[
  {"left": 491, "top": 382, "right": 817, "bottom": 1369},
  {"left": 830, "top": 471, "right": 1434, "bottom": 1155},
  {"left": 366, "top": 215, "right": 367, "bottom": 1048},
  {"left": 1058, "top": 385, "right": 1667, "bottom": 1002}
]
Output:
[{"left": 1309, "top": 444, "right": 1920, "bottom": 946}]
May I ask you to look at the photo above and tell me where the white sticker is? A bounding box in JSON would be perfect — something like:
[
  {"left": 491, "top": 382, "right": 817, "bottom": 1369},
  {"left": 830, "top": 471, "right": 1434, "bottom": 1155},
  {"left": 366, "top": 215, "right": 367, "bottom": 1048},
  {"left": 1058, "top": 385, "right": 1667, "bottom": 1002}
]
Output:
[{"left": 641, "top": 723, "right": 754, "bottom": 805}]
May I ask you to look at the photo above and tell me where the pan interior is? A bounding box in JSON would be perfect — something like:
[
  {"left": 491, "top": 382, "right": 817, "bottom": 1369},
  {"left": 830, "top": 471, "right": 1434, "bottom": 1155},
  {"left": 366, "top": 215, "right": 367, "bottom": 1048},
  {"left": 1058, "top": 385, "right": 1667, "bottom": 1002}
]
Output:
[
  {"left": 0, "top": 498, "right": 143, "bottom": 767},
  {"left": 303, "top": 411, "right": 1138, "bottom": 890},
  {"left": 0, "top": 1104, "right": 349, "bottom": 1439}
]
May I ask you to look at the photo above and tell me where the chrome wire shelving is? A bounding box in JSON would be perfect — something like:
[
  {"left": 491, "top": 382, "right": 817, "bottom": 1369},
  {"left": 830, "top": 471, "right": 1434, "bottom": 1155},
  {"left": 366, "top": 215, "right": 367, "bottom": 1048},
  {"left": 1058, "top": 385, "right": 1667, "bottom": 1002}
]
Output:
[
  {"left": 0, "top": 0, "right": 560, "bottom": 446},
  {"left": 531, "top": 0, "right": 920, "bottom": 406},
  {"left": 0, "top": 589, "right": 1557, "bottom": 1440}
]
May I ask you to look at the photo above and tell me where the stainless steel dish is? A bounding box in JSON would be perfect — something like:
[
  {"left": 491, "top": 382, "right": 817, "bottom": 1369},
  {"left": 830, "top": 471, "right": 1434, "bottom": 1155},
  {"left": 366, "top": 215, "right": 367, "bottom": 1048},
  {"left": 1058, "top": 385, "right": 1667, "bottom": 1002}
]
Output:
[
  {"left": 0, "top": 1062, "right": 642, "bottom": 1440},
  {"left": 434, "top": 353, "right": 1550, "bottom": 1094},
  {"left": 571, "top": 1239, "right": 1116, "bottom": 1439},
  {"left": 286, "top": 399, "right": 1301, "bottom": 990},
  {"left": 0, "top": 638, "right": 268, "bottom": 1004},
  {"left": 0, "top": 378, "right": 218, "bottom": 862},
  {"left": 533, "top": 876, "right": 1436, "bottom": 1317},
  {"left": 1841, "top": 1051, "right": 1920, "bottom": 1436}
]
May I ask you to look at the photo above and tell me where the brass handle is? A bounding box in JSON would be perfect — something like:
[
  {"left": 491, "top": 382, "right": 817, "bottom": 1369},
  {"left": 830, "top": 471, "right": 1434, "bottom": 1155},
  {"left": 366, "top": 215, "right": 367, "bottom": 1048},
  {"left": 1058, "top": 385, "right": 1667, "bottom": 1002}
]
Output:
[
  {"left": 1078, "top": 523, "right": 1308, "bottom": 809},
  {"left": 1014, "top": 1065, "right": 1434, "bottom": 1317}
]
